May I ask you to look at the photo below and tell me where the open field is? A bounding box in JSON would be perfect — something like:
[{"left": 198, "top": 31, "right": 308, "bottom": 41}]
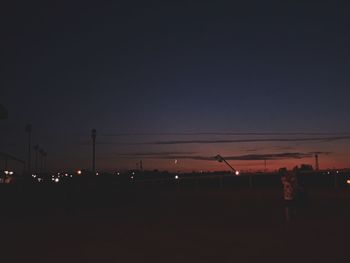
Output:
[{"left": 0, "top": 185, "right": 349, "bottom": 262}]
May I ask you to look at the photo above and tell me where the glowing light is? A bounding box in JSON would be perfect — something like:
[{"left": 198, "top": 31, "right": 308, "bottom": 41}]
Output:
[
  {"left": 175, "top": 175, "right": 179, "bottom": 180},
  {"left": 347, "top": 180, "right": 350, "bottom": 185},
  {"left": 131, "top": 176, "right": 134, "bottom": 179},
  {"left": 54, "top": 178, "right": 59, "bottom": 183},
  {"left": 4, "top": 171, "right": 9, "bottom": 175},
  {"left": 32, "top": 174, "right": 37, "bottom": 178},
  {"left": 65, "top": 173, "right": 68, "bottom": 176},
  {"left": 96, "top": 172, "right": 99, "bottom": 176},
  {"left": 37, "top": 178, "right": 42, "bottom": 182},
  {"left": 132, "top": 172, "right": 135, "bottom": 175},
  {"left": 9, "top": 171, "right": 14, "bottom": 175},
  {"left": 116, "top": 172, "right": 120, "bottom": 176},
  {"left": 77, "top": 170, "right": 82, "bottom": 175},
  {"left": 235, "top": 171, "right": 240, "bottom": 176}
]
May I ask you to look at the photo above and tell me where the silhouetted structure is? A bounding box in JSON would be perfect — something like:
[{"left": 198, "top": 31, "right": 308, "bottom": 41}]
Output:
[
  {"left": 315, "top": 154, "right": 319, "bottom": 171},
  {"left": 25, "top": 124, "right": 32, "bottom": 173},
  {"left": 0, "top": 104, "right": 8, "bottom": 119},
  {"left": 92, "top": 129, "right": 96, "bottom": 174},
  {"left": 0, "top": 152, "right": 25, "bottom": 170},
  {"left": 34, "top": 144, "right": 39, "bottom": 173},
  {"left": 39, "top": 149, "right": 44, "bottom": 172}
]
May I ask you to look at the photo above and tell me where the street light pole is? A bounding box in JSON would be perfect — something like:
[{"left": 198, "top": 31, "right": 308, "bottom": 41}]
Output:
[
  {"left": 92, "top": 129, "right": 96, "bottom": 174},
  {"left": 34, "top": 144, "right": 39, "bottom": 174},
  {"left": 25, "top": 124, "right": 32, "bottom": 174}
]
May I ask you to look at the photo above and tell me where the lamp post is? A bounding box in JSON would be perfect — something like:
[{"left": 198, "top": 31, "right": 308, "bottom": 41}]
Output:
[
  {"left": 92, "top": 129, "right": 96, "bottom": 174},
  {"left": 215, "top": 154, "right": 250, "bottom": 188},
  {"left": 25, "top": 124, "right": 32, "bottom": 174},
  {"left": 39, "top": 149, "right": 44, "bottom": 173},
  {"left": 34, "top": 144, "right": 39, "bottom": 173}
]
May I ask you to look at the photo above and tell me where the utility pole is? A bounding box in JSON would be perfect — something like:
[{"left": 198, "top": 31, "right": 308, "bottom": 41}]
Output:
[
  {"left": 34, "top": 144, "right": 39, "bottom": 173},
  {"left": 315, "top": 154, "right": 319, "bottom": 171},
  {"left": 42, "top": 151, "right": 47, "bottom": 173},
  {"left": 25, "top": 124, "right": 32, "bottom": 174},
  {"left": 39, "top": 149, "right": 44, "bottom": 173},
  {"left": 92, "top": 129, "right": 96, "bottom": 174}
]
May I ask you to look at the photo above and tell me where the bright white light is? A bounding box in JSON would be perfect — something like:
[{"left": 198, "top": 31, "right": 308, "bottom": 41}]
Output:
[
  {"left": 37, "top": 178, "right": 42, "bottom": 182},
  {"left": 65, "top": 173, "right": 68, "bottom": 176},
  {"left": 116, "top": 172, "right": 120, "bottom": 176},
  {"left": 4, "top": 171, "right": 9, "bottom": 175},
  {"left": 175, "top": 175, "right": 179, "bottom": 180},
  {"left": 336, "top": 171, "right": 339, "bottom": 174},
  {"left": 54, "top": 178, "right": 59, "bottom": 183},
  {"left": 347, "top": 180, "right": 350, "bottom": 185},
  {"left": 131, "top": 176, "right": 134, "bottom": 179},
  {"left": 132, "top": 172, "right": 135, "bottom": 175},
  {"left": 235, "top": 171, "right": 240, "bottom": 176},
  {"left": 32, "top": 174, "right": 37, "bottom": 178},
  {"left": 96, "top": 172, "right": 99, "bottom": 176},
  {"left": 9, "top": 171, "right": 14, "bottom": 175},
  {"left": 77, "top": 170, "right": 82, "bottom": 175}
]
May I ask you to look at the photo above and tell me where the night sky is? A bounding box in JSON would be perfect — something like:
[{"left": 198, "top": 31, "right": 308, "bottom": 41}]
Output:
[{"left": 1, "top": 1, "right": 350, "bottom": 172}]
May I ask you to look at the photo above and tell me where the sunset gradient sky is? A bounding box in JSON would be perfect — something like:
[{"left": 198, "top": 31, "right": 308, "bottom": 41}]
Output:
[{"left": 1, "top": 1, "right": 350, "bottom": 172}]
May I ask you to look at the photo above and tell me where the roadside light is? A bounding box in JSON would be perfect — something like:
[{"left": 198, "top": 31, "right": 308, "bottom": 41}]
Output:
[
  {"left": 77, "top": 170, "right": 82, "bottom": 175},
  {"left": 54, "top": 178, "right": 59, "bottom": 183},
  {"left": 347, "top": 180, "right": 350, "bottom": 185},
  {"left": 4, "top": 171, "right": 9, "bottom": 175},
  {"left": 9, "top": 171, "right": 14, "bottom": 175},
  {"left": 235, "top": 171, "right": 240, "bottom": 176},
  {"left": 175, "top": 175, "right": 179, "bottom": 180}
]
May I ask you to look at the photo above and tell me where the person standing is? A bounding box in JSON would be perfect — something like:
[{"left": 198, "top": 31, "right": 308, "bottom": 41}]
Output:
[{"left": 281, "top": 170, "right": 298, "bottom": 221}]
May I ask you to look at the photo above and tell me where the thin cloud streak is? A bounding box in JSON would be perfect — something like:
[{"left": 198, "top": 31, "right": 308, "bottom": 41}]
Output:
[
  {"left": 81, "top": 136, "right": 350, "bottom": 146},
  {"left": 148, "top": 136, "right": 350, "bottom": 145},
  {"left": 117, "top": 152, "right": 330, "bottom": 161},
  {"left": 99, "top": 132, "right": 350, "bottom": 137}
]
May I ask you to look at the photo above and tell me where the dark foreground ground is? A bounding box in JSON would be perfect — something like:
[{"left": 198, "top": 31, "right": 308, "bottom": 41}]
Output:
[{"left": 0, "top": 185, "right": 349, "bottom": 262}]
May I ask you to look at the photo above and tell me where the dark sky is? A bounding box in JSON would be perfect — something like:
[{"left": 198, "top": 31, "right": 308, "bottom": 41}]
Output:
[{"left": 1, "top": 1, "right": 350, "bottom": 172}]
